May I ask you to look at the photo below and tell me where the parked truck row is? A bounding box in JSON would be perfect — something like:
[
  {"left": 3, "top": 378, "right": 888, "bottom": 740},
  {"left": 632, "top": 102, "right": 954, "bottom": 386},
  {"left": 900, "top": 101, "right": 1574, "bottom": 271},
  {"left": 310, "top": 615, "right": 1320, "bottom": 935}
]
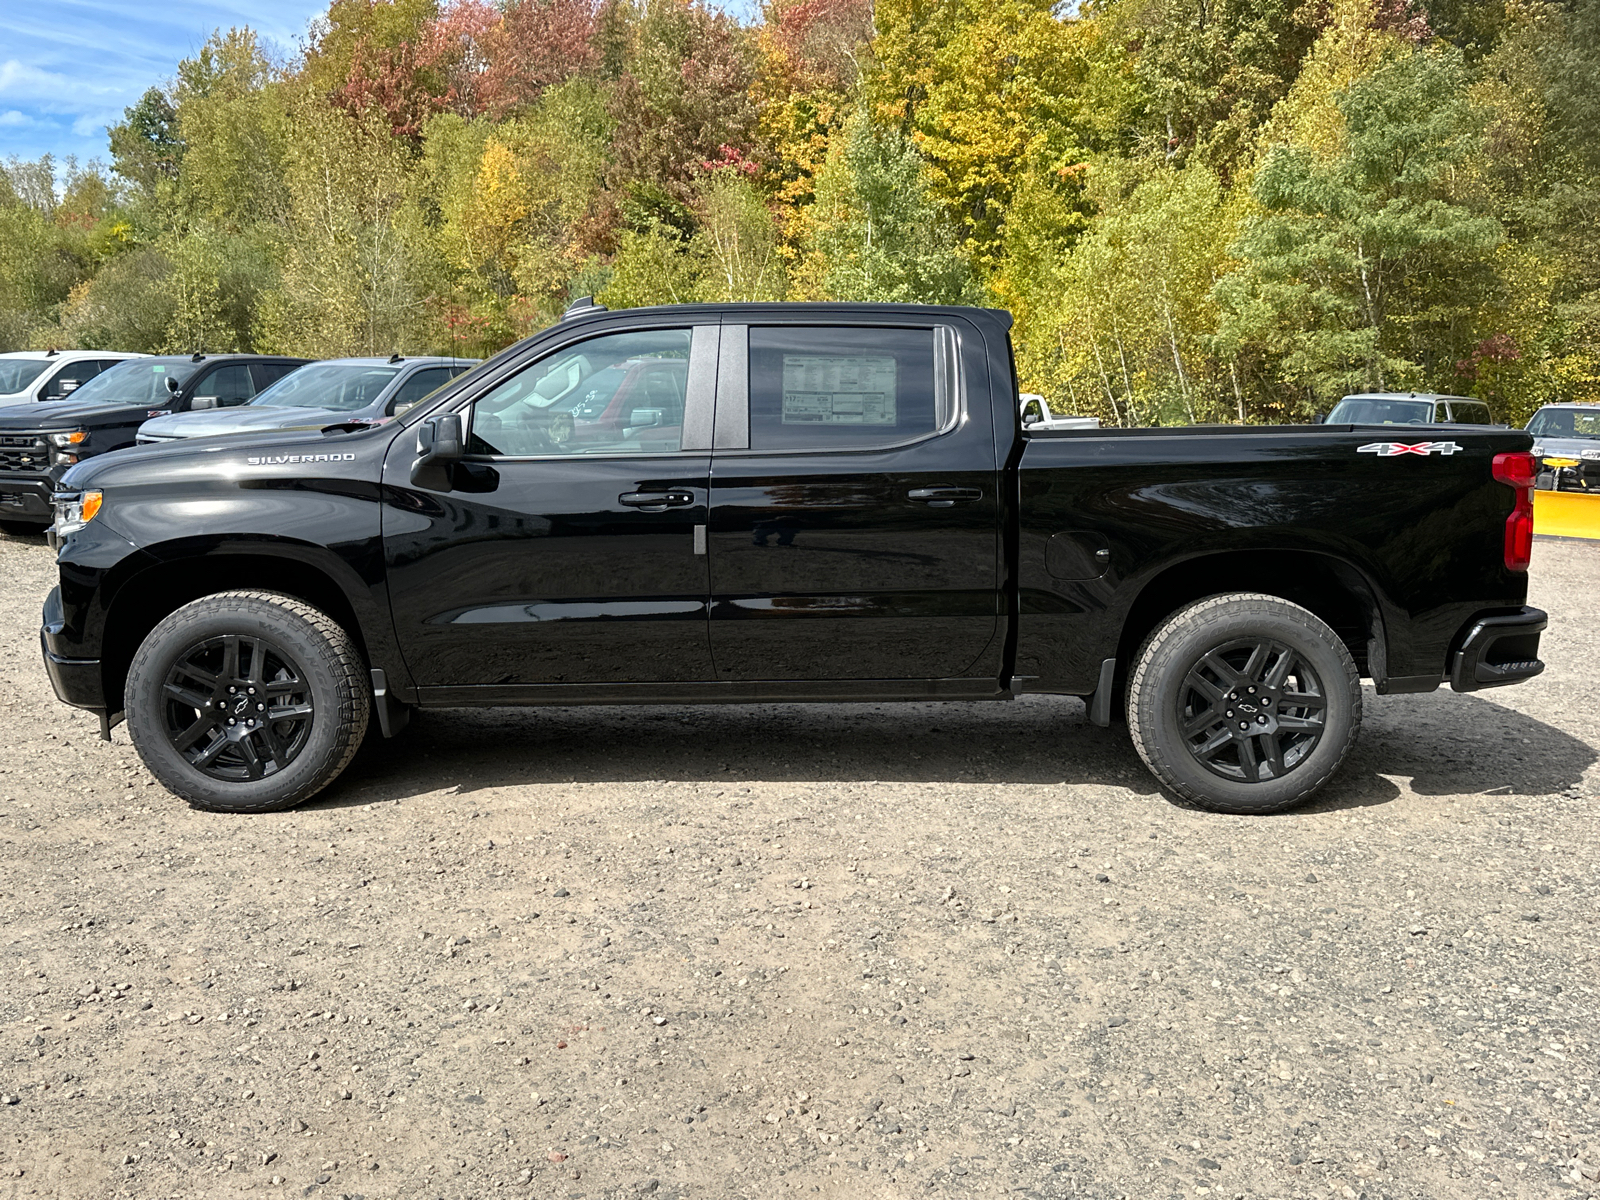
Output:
[{"left": 0, "top": 352, "right": 476, "bottom": 533}]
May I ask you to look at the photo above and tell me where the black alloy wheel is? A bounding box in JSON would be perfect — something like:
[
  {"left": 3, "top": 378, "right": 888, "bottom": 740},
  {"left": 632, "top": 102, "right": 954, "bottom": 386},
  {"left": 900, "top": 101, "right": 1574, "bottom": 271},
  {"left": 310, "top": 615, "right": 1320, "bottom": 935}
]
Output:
[
  {"left": 126, "top": 590, "right": 368, "bottom": 812},
  {"left": 1127, "top": 592, "right": 1362, "bottom": 814},
  {"left": 1177, "top": 637, "right": 1326, "bottom": 783},
  {"left": 160, "top": 633, "right": 315, "bottom": 782}
]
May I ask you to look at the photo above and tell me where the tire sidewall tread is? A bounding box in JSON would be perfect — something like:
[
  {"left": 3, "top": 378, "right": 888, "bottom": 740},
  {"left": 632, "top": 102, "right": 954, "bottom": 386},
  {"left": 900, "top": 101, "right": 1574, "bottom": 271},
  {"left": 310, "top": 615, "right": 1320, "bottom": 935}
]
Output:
[
  {"left": 124, "top": 590, "right": 368, "bottom": 813},
  {"left": 1127, "top": 591, "right": 1362, "bottom": 815}
]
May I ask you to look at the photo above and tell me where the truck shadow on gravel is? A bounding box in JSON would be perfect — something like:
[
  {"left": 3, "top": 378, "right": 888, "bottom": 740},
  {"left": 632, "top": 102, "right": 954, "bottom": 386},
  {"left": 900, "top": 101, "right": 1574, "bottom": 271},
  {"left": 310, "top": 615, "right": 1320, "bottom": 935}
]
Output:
[{"left": 306, "top": 687, "right": 1595, "bottom": 815}]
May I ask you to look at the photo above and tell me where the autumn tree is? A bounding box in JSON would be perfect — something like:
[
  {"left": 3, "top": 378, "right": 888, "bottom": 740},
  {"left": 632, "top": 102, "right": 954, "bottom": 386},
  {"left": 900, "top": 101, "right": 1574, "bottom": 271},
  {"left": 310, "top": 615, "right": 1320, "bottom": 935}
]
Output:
[
  {"left": 802, "top": 110, "right": 973, "bottom": 303},
  {"left": 1220, "top": 46, "right": 1502, "bottom": 405}
]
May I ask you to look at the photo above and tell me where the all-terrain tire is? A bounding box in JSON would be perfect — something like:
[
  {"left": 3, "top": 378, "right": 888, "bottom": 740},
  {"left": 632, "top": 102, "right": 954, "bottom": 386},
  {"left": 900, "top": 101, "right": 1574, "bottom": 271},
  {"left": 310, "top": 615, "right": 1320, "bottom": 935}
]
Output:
[
  {"left": 125, "top": 591, "right": 369, "bottom": 813},
  {"left": 1127, "top": 592, "right": 1362, "bottom": 814}
]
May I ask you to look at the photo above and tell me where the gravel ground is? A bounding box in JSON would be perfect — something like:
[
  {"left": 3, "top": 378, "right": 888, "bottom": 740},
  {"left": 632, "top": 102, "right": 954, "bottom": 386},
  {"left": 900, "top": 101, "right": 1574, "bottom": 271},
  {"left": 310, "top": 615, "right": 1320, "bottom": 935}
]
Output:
[{"left": 0, "top": 528, "right": 1596, "bottom": 1200}]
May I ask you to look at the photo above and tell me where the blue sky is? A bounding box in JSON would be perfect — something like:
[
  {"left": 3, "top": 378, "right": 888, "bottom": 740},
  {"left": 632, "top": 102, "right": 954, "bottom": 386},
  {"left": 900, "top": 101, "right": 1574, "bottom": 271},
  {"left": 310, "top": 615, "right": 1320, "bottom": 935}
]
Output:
[
  {"left": 0, "top": 2, "right": 328, "bottom": 166},
  {"left": 0, "top": 1, "right": 761, "bottom": 171}
]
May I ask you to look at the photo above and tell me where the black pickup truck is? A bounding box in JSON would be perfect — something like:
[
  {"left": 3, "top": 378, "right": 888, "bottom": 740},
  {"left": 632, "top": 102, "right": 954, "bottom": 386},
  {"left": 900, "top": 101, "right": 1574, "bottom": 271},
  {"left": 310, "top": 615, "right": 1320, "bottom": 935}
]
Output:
[
  {"left": 0, "top": 353, "right": 306, "bottom": 531},
  {"left": 39, "top": 302, "right": 1547, "bottom": 815}
]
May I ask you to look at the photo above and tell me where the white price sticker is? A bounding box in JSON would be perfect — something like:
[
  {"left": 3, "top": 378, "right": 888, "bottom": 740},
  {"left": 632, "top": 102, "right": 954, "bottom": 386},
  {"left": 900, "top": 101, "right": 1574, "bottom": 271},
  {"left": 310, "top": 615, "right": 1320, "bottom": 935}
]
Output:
[{"left": 781, "top": 354, "right": 897, "bottom": 425}]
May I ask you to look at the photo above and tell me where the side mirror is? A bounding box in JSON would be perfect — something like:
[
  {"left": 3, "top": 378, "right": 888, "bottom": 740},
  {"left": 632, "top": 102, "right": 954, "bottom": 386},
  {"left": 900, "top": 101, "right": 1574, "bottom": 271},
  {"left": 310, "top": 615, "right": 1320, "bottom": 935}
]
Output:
[
  {"left": 190, "top": 396, "right": 220, "bottom": 411},
  {"left": 165, "top": 376, "right": 180, "bottom": 395},
  {"left": 1019, "top": 394, "right": 1047, "bottom": 427},
  {"left": 411, "top": 411, "right": 464, "bottom": 490},
  {"left": 1310, "top": 411, "right": 1325, "bottom": 424},
  {"left": 629, "top": 407, "right": 663, "bottom": 428}
]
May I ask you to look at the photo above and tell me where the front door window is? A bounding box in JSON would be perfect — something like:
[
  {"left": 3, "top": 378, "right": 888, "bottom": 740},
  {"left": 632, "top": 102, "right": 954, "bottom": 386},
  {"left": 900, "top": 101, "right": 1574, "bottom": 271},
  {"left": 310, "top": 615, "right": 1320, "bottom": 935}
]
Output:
[{"left": 469, "top": 330, "right": 691, "bottom": 457}]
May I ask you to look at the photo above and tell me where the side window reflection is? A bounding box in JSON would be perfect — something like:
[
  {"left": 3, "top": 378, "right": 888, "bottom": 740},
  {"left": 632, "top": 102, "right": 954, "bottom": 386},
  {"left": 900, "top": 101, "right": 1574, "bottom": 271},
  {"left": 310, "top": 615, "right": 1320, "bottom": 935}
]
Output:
[{"left": 468, "top": 329, "right": 692, "bottom": 457}]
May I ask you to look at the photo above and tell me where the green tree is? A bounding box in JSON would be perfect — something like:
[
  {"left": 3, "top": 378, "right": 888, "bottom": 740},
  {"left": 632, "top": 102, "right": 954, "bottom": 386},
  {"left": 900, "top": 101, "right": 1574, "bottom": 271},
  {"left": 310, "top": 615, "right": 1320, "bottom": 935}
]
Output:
[
  {"left": 173, "top": 29, "right": 292, "bottom": 230},
  {"left": 802, "top": 110, "right": 974, "bottom": 303},
  {"left": 1219, "top": 47, "right": 1502, "bottom": 406},
  {"left": 109, "top": 88, "right": 184, "bottom": 195},
  {"left": 257, "top": 100, "right": 429, "bottom": 356}
]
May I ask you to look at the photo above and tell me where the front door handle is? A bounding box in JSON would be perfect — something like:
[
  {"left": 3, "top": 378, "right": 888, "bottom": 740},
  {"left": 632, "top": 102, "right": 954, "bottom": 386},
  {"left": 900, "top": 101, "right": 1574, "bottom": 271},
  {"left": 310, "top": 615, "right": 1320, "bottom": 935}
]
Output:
[
  {"left": 908, "top": 486, "right": 983, "bottom": 508},
  {"left": 620, "top": 490, "right": 695, "bottom": 509}
]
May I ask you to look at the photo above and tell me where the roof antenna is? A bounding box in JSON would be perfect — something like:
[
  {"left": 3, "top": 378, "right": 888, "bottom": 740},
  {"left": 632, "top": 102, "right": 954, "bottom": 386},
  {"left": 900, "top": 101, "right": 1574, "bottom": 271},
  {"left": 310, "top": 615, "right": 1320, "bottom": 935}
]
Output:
[
  {"left": 45, "top": 347, "right": 59, "bottom": 357},
  {"left": 191, "top": 350, "right": 206, "bottom": 362},
  {"left": 563, "top": 296, "right": 607, "bottom": 320},
  {"left": 389, "top": 353, "right": 404, "bottom": 364}
]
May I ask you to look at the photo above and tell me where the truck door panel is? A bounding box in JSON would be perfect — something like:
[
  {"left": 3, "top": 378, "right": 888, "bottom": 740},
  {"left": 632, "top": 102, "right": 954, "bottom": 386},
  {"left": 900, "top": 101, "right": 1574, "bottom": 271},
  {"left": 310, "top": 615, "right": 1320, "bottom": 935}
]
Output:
[
  {"left": 382, "top": 325, "right": 717, "bottom": 688},
  {"left": 705, "top": 322, "right": 1002, "bottom": 681}
]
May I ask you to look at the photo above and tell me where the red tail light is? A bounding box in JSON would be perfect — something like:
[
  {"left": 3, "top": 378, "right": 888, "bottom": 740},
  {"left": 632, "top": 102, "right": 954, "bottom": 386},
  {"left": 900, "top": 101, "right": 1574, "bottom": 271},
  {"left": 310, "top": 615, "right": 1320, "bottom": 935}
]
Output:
[{"left": 1492, "top": 451, "right": 1536, "bottom": 571}]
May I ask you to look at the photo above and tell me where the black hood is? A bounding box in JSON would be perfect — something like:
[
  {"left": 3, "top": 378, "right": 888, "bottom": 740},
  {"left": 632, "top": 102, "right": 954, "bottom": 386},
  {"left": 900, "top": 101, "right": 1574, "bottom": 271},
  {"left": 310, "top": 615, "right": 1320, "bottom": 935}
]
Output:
[
  {"left": 0, "top": 397, "right": 180, "bottom": 431},
  {"left": 59, "top": 422, "right": 399, "bottom": 491}
]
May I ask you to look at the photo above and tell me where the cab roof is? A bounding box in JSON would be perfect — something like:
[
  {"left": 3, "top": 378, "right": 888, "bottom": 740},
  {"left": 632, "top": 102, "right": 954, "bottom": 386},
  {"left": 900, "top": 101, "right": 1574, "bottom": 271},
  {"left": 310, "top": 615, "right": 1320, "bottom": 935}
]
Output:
[
  {"left": 300, "top": 356, "right": 478, "bottom": 367},
  {"left": 0, "top": 349, "right": 146, "bottom": 361},
  {"left": 1339, "top": 392, "right": 1487, "bottom": 404}
]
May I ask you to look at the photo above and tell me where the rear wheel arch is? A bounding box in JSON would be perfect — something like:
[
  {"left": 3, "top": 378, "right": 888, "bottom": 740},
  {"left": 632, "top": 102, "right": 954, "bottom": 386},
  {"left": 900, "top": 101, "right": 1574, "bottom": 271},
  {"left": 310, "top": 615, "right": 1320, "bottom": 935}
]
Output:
[
  {"left": 100, "top": 547, "right": 391, "bottom": 714},
  {"left": 1114, "top": 549, "right": 1387, "bottom": 684}
]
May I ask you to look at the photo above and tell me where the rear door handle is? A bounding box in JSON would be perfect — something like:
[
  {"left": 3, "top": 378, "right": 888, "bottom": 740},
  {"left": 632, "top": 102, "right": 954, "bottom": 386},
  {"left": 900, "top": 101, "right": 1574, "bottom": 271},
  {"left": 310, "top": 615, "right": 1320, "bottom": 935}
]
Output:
[
  {"left": 908, "top": 486, "right": 983, "bottom": 507},
  {"left": 620, "top": 490, "right": 695, "bottom": 509}
]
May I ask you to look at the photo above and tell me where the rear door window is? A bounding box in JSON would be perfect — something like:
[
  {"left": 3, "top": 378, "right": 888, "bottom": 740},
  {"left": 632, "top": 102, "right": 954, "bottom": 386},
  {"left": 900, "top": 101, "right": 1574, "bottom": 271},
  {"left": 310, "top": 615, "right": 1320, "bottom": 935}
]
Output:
[
  {"left": 40, "top": 360, "right": 103, "bottom": 400},
  {"left": 741, "top": 326, "right": 954, "bottom": 452},
  {"left": 388, "top": 367, "right": 456, "bottom": 415},
  {"left": 1446, "top": 401, "right": 1492, "bottom": 424},
  {"left": 252, "top": 361, "right": 301, "bottom": 391},
  {"left": 193, "top": 364, "right": 256, "bottom": 406}
]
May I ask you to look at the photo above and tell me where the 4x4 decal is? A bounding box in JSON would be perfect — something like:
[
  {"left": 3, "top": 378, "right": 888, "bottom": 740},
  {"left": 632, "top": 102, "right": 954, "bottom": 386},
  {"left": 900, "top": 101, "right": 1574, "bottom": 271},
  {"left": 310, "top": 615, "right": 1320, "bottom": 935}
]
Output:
[{"left": 1357, "top": 441, "right": 1464, "bottom": 457}]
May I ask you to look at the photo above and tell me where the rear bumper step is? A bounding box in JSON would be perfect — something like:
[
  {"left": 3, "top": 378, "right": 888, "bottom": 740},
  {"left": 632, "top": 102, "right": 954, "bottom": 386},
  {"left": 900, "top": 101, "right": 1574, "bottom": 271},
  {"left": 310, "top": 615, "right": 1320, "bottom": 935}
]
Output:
[{"left": 1449, "top": 607, "right": 1547, "bottom": 693}]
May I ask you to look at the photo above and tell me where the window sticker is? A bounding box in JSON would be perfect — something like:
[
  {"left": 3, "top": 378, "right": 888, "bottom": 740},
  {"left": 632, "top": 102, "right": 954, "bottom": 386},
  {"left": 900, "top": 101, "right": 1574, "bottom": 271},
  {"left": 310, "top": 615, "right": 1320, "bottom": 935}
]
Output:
[{"left": 781, "top": 354, "right": 897, "bottom": 425}]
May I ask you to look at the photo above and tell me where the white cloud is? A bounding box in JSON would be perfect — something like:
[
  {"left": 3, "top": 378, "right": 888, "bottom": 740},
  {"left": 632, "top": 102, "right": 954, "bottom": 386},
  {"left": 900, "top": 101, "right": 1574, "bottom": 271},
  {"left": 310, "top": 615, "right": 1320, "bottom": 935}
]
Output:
[
  {"left": 0, "top": 109, "right": 37, "bottom": 127},
  {"left": 71, "top": 112, "right": 114, "bottom": 137},
  {"left": 0, "top": 59, "right": 76, "bottom": 100}
]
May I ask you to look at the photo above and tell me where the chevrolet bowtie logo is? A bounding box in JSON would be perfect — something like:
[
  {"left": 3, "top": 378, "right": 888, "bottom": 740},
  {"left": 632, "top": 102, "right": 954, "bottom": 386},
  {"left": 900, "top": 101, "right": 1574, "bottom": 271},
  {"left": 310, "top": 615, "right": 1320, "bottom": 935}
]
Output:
[{"left": 1357, "top": 441, "right": 1465, "bottom": 457}]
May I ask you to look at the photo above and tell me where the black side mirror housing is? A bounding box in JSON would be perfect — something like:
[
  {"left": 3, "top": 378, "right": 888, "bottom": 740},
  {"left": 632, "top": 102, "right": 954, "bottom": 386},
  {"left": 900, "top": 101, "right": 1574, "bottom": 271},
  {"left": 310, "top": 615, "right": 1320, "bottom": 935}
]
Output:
[
  {"left": 411, "top": 412, "right": 464, "bottom": 490},
  {"left": 1311, "top": 411, "right": 1325, "bottom": 424}
]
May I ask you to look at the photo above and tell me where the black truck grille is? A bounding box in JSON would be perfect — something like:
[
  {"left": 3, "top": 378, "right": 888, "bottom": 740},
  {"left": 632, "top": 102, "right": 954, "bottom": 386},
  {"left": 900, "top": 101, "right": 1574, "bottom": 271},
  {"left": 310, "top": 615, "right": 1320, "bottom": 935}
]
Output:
[
  {"left": 0, "top": 449, "right": 47, "bottom": 471},
  {"left": 0, "top": 437, "right": 48, "bottom": 471}
]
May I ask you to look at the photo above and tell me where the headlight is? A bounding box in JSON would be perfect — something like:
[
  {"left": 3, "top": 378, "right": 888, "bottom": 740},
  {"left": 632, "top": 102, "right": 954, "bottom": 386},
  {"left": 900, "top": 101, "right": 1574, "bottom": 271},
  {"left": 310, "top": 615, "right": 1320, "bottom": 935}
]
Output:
[
  {"left": 47, "top": 431, "right": 87, "bottom": 447},
  {"left": 52, "top": 490, "right": 102, "bottom": 536}
]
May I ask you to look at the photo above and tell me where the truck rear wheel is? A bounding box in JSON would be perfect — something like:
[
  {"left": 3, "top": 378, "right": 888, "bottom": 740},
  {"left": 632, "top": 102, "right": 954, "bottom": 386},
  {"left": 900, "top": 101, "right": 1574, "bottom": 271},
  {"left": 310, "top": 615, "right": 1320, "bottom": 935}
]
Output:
[
  {"left": 1127, "top": 592, "right": 1362, "bottom": 814},
  {"left": 125, "top": 591, "right": 369, "bottom": 813}
]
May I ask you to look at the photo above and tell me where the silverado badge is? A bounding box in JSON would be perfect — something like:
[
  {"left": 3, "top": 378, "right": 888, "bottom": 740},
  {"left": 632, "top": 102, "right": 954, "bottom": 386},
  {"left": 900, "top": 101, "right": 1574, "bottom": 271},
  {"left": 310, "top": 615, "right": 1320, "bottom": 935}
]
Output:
[{"left": 1357, "top": 441, "right": 1464, "bottom": 457}]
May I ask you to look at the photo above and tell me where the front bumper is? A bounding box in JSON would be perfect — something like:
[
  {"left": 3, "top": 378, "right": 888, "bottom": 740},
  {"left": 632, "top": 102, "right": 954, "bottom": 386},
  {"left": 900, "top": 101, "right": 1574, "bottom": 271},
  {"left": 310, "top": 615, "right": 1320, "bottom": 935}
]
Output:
[
  {"left": 41, "top": 587, "right": 106, "bottom": 711},
  {"left": 0, "top": 473, "right": 53, "bottom": 524},
  {"left": 1449, "top": 607, "right": 1547, "bottom": 693}
]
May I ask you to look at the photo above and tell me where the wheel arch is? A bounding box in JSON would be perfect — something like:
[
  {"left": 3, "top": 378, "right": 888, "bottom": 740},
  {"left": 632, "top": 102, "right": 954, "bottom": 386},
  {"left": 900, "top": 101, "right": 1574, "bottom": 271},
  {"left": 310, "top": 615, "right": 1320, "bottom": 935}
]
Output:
[
  {"left": 1115, "top": 549, "right": 1388, "bottom": 684},
  {"left": 100, "top": 540, "right": 400, "bottom": 716}
]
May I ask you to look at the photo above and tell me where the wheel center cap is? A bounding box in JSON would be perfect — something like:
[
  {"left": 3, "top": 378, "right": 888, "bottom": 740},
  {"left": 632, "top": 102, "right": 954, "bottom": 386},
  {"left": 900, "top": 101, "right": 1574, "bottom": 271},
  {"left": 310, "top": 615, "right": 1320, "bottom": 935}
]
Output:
[
  {"left": 231, "top": 695, "right": 251, "bottom": 716},
  {"left": 1224, "top": 688, "right": 1279, "bottom": 736}
]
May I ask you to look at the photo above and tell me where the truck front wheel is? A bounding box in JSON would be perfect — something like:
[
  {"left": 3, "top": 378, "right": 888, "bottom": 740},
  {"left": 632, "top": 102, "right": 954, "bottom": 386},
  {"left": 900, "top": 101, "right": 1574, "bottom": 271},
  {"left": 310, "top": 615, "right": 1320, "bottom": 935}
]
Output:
[
  {"left": 125, "top": 591, "right": 369, "bottom": 813},
  {"left": 1127, "top": 592, "right": 1362, "bottom": 814}
]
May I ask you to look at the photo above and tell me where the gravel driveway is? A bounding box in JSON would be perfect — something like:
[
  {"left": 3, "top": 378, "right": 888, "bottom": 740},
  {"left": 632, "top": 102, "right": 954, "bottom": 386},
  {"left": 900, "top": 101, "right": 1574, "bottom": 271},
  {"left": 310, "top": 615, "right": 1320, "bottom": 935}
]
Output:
[{"left": 1, "top": 530, "right": 1596, "bottom": 1200}]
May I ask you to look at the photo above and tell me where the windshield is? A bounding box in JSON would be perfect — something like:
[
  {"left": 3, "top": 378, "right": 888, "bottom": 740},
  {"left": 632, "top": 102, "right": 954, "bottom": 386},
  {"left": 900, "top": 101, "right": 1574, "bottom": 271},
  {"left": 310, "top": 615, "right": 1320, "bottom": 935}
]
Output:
[
  {"left": 64, "top": 359, "right": 200, "bottom": 405},
  {"left": 1527, "top": 408, "right": 1600, "bottom": 439},
  {"left": 1327, "top": 397, "right": 1436, "bottom": 424},
  {"left": 0, "top": 359, "right": 52, "bottom": 394},
  {"left": 251, "top": 363, "right": 399, "bottom": 412}
]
